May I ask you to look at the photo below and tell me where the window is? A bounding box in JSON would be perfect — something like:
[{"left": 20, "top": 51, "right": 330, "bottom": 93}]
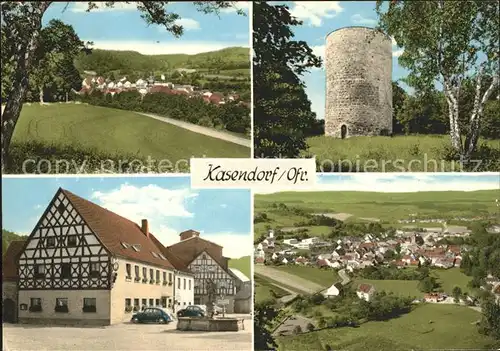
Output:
[
  {"left": 149, "top": 298, "right": 154, "bottom": 306},
  {"left": 46, "top": 237, "right": 56, "bottom": 248},
  {"left": 177, "top": 277, "right": 180, "bottom": 289},
  {"left": 126, "top": 264, "right": 132, "bottom": 279},
  {"left": 184, "top": 302, "right": 186, "bottom": 306},
  {"left": 159, "top": 253, "right": 166, "bottom": 260},
  {"left": 34, "top": 265, "right": 45, "bottom": 279},
  {"left": 142, "top": 267, "right": 147, "bottom": 282},
  {"left": 125, "top": 298, "right": 132, "bottom": 312},
  {"left": 67, "top": 235, "right": 77, "bottom": 247},
  {"left": 121, "top": 242, "right": 129, "bottom": 249},
  {"left": 149, "top": 269, "right": 154, "bottom": 283},
  {"left": 162, "top": 271, "right": 167, "bottom": 283},
  {"left": 134, "top": 265, "right": 140, "bottom": 281},
  {"left": 183, "top": 278, "right": 186, "bottom": 290},
  {"left": 90, "top": 263, "right": 100, "bottom": 278},
  {"left": 57, "top": 202, "right": 65, "bottom": 214},
  {"left": 132, "top": 244, "right": 141, "bottom": 252},
  {"left": 133, "top": 298, "right": 140, "bottom": 312},
  {"left": 189, "top": 279, "right": 192, "bottom": 290},
  {"left": 152, "top": 251, "right": 159, "bottom": 258},
  {"left": 155, "top": 298, "right": 160, "bottom": 306},
  {"left": 156, "top": 270, "right": 160, "bottom": 284},
  {"left": 168, "top": 273, "right": 173, "bottom": 284},
  {"left": 29, "top": 298, "right": 42, "bottom": 312},
  {"left": 55, "top": 298, "right": 68, "bottom": 313},
  {"left": 202, "top": 254, "right": 207, "bottom": 260},
  {"left": 83, "top": 298, "right": 96, "bottom": 313},
  {"left": 61, "top": 263, "right": 71, "bottom": 279}
]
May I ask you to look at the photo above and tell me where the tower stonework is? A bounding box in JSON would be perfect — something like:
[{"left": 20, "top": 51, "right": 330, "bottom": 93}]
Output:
[{"left": 325, "top": 27, "right": 392, "bottom": 138}]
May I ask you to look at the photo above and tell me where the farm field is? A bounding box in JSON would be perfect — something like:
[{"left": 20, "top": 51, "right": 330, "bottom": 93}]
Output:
[
  {"left": 277, "top": 304, "right": 500, "bottom": 351},
  {"left": 305, "top": 135, "right": 500, "bottom": 172},
  {"left": 10, "top": 104, "right": 249, "bottom": 172},
  {"left": 254, "top": 275, "right": 291, "bottom": 304},
  {"left": 228, "top": 256, "right": 251, "bottom": 278},
  {"left": 353, "top": 279, "right": 422, "bottom": 298},
  {"left": 272, "top": 265, "right": 339, "bottom": 289},
  {"left": 255, "top": 189, "right": 499, "bottom": 225}
]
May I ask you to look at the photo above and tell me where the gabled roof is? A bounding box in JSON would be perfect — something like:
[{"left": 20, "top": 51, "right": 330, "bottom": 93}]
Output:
[
  {"left": 165, "top": 235, "right": 226, "bottom": 269},
  {"left": 60, "top": 188, "right": 175, "bottom": 270},
  {"left": 358, "top": 283, "right": 375, "bottom": 293},
  {"left": 2, "top": 241, "right": 25, "bottom": 281}
]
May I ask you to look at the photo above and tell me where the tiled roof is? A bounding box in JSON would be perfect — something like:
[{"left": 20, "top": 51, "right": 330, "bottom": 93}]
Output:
[
  {"left": 2, "top": 241, "right": 25, "bottom": 281},
  {"left": 165, "top": 235, "right": 227, "bottom": 271},
  {"left": 358, "top": 283, "right": 374, "bottom": 293},
  {"left": 61, "top": 188, "right": 175, "bottom": 270}
]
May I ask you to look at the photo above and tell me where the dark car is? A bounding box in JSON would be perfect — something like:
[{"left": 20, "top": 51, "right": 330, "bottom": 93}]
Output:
[
  {"left": 176, "top": 305, "right": 205, "bottom": 318},
  {"left": 131, "top": 307, "right": 172, "bottom": 324}
]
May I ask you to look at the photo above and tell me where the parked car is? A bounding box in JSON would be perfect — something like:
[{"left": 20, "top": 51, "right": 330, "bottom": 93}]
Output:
[
  {"left": 194, "top": 303, "right": 223, "bottom": 315},
  {"left": 131, "top": 307, "right": 172, "bottom": 324},
  {"left": 177, "top": 305, "right": 205, "bottom": 318}
]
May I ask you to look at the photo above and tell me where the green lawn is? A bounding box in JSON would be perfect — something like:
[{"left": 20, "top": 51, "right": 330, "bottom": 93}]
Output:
[
  {"left": 432, "top": 268, "right": 472, "bottom": 295},
  {"left": 228, "top": 256, "right": 251, "bottom": 278},
  {"left": 11, "top": 104, "right": 249, "bottom": 171},
  {"left": 277, "top": 304, "right": 500, "bottom": 350},
  {"left": 255, "top": 190, "right": 499, "bottom": 224},
  {"left": 354, "top": 279, "right": 423, "bottom": 298},
  {"left": 255, "top": 275, "right": 291, "bottom": 304},
  {"left": 305, "top": 134, "right": 500, "bottom": 172},
  {"left": 273, "top": 265, "right": 339, "bottom": 289}
]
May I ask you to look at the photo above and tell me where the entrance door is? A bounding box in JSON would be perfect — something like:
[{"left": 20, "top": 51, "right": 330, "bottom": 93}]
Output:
[
  {"left": 2, "top": 298, "right": 16, "bottom": 323},
  {"left": 340, "top": 125, "right": 347, "bottom": 139}
]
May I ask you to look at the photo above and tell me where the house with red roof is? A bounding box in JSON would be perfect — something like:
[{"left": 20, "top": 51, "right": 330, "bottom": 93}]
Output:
[{"left": 356, "top": 283, "right": 375, "bottom": 301}]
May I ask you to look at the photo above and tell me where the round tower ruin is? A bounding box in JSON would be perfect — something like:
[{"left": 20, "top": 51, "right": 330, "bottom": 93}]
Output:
[{"left": 325, "top": 27, "right": 392, "bottom": 138}]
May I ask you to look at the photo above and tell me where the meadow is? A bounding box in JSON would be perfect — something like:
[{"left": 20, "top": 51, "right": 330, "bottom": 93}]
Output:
[
  {"left": 277, "top": 304, "right": 500, "bottom": 350},
  {"left": 8, "top": 104, "right": 249, "bottom": 173},
  {"left": 272, "top": 265, "right": 339, "bottom": 289},
  {"left": 228, "top": 256, "right": 251, "bottom": 278},
  {"left": 305, "top": 135, "right": 500, "bottom": 172},
  {"left": 254, "top": 189, "right": 499, "bottom": 239},
  {"left": 254, "top": 275, "right": 291, "bottom": 304}
]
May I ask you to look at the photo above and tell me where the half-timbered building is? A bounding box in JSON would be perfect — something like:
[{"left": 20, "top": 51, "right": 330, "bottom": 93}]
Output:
[
  {"left": 15, "top": 188, "right": 194, "bottom": 325},
  {"left": 164, "top": 230, "right": 245, "bottom": 313}
]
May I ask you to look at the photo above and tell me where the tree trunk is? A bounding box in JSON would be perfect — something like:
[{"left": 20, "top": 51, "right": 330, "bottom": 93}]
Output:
[
  {"left": 39, "top": 87, "right": 44, "bottom": 104},
  {"left": 443, "top": 82, "right": 462, "bottom": 152},
  {"left": 1, "top": 2, "right": 49, "bottom": 172},
  {"left": 464, "top": 72, "right": 499, "bottom": 160}
]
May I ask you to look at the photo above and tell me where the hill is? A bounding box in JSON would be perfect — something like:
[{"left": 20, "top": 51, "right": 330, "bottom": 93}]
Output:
[
  {"left": 2, "top": 229, "right": 27, "bottom": 256},
  {"left": 228, "top": 256, "right": 251, "bottom": 278},
  {"left": 74, "top": 47, "right": 250, "bottom": 79}
]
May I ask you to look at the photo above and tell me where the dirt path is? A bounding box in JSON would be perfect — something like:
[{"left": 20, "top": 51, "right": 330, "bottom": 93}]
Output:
[
  {"left": 137, "top": 112, "right": 251, "bottom": 148},
  {"left": 255, "top": 265, "right": 324, "bottom": 294},
  {"left": 313, "top": 212, "right": 353, "bottom": 221}
]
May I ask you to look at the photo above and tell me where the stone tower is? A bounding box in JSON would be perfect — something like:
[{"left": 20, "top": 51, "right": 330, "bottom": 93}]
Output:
[{"left": 325, "top": 27, "right": 392, "bottom": 138}]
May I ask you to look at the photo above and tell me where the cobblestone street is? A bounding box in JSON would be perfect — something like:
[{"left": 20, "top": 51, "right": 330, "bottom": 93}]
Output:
[{"left": 3, "top": 317, "right": 252, "bottom": 351}]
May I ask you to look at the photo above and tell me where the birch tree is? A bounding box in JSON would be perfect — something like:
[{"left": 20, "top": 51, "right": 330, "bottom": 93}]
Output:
[
  {"left": 0, "top": 1, "right": 240, "bottom": 171},
  {"left": 376, "top": 0, "right": 499, "bottom": 162}
]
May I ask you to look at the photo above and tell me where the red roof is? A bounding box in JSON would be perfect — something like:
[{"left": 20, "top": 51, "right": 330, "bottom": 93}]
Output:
[
  {"left": 166, "top": 234, "right": 228, "bottom": 271},
  {"left": 358, "top": 283, "right": 374, "bottom": 293},
  {"left": 317, "top": 259, "right": 328, "bottom": 267},
  {"left": 2, "top": 241, "right": 25, "bottom": 281},
  {"left": 255, "top": 257, "right": 265, "bottom": 263}
]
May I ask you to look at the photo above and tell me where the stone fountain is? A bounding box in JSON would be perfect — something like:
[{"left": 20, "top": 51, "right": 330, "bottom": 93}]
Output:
[{"left": 176, "top": 279, "right": 244, "bottom": 332}]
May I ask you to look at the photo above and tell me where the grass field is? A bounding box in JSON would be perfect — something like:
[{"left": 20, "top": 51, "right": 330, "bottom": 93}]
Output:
[
  {"left": 255, "top": 275, "right": 291, "bottom": 304},
  {"left": 228, "top": 256, "right": 251, "bottom": 278},
  {"left": 277, "top": 304, "right": 500, "bottom": 350},
  {"left": 305, "top": 135, "right": 500, "bottom": 172},
  {"left": 11, "top": 104, "right": 249, "bottom": 171},
  {"left": 255, "top": 189, "right": 499, "bottom": 227},
  {"left": 272, "top": 265, "right": 339, "bottom": 289},
  {"left": 432, "top": 268, "right": 472, "bottom": 295},
  {"left": 353, "top": 279, "right": 423, "bottom": 298}
]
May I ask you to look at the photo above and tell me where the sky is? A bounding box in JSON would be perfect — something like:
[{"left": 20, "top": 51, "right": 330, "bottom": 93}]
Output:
[
  {"left": 42, "top": 1, "right": 250, "bottom": 55},
  {"left": 275, "top": 1, "right": 408, "bottom": 120},
  {"left": 2, "top": 176, "right": 252, "bottom": 259},
  {"left": 255, "top": 173, "right": 500, "bottom": 194}
]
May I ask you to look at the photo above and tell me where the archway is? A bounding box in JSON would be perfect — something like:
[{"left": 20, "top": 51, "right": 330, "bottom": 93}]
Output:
[
  {"left": 2, "top": 298, "right": 16, "bottom": 323},
  {"left": 340, "top": 125, "right": 347, "bottom": 139}
]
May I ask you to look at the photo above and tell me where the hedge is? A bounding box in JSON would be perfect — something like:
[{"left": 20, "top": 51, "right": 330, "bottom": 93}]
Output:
[{"left": 78, "top": 90, "right": 250, "bottom": 136}]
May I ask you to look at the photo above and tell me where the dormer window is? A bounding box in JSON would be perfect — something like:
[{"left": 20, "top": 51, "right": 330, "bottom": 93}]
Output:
[
  {"left": 121, "top": 242, "right": 130, "bottom": 249},
  {"left": 132, "top": 244, "right": 141, "bottom": 252},
  {"left": 158, "top": 254, "right": 166, "bottom": 260},
  {"left": 151, "top": 252, "right": 159, "bottom": 258},
  {"left": 46, "top": 237, "right": 55, "bottom": 248}
]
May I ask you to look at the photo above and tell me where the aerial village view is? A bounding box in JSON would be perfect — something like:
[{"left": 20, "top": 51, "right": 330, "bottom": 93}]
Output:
[
  {"left": 254, "top": 174, "right": 500, "bottom": 350},
  {"left": 2, "top": 176, "right": 253, "bottom": 350},
  {"left": 1, "top": 1, "right": 251, "bottom": 174}
]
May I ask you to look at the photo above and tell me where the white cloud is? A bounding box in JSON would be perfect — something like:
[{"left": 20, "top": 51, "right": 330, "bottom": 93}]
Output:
[
  {"left": 85, "top": 40, "right": 248, "bottom": 55},
  {"left": 255, "top": 174, "right": 500, "bottom": 194},
  {"left": 174, "top": 18, "right": 200, "bottom": 31},
  {"left": 391, "top": 37, "right": 398, "bottom": 46},
  {"left": 71, "top": 2, "right": 136, "bottom": 13},
  {"left": 91, "top": 184, "right": 198, "bottom": 220},
  {"left": 351, "top": 14, "right": 377, "bottom": 26},
  {"left": 393, "top": 49, "right": 404, "bottom": 57},
  {"left": 220, "top": 1, "right": 250, "bottom": 13},
  {"left": 312, "top": 44, "right": 325, "bottom": 60},
  {"left": 290, "top": 1, "right": 344, "bottom": 27}
]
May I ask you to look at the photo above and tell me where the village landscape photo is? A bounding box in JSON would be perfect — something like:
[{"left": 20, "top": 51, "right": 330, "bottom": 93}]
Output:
[
  {"left": 1, "top": 176, "right": 253, "bottom": 350},
  {"left": 1, "top": 1, "right": 252, "bottom": 174},
  {"left": 253, "top": 173, "right": 500, "bottom": 350},
  {"left": 253, "top": 1, "right": 500, "bottom": 172}
]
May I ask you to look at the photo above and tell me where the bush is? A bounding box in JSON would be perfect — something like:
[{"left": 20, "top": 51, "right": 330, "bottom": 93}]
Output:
[
  {"left": 293, "top": 325, "right": 302, "bottom": 334},
  {"left": 306, "top": 322, "right": 315, "bottom": 332}
]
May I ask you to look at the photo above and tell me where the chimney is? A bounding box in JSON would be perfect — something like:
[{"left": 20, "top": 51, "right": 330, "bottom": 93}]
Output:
[
  {"left": 141, "top": 219, "right": 149, "bottom": 238},
  {"left": 179, "top": 230, "right": 200, "bottom": 241}
]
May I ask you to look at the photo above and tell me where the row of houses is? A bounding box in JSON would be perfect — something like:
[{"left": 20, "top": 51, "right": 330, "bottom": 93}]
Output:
[
  {"left": 79, "top": 76, "right": 243, "bottom": 106},
  {"left": 2, "top": 188, "right": 251, "bottom": 326}
]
